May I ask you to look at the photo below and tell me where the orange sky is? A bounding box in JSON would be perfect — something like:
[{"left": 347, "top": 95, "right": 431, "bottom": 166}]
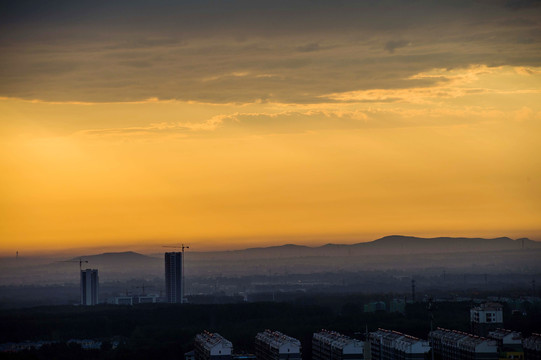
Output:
[{"left": 1, "top": 2, "right": 541, "bottom": 255}]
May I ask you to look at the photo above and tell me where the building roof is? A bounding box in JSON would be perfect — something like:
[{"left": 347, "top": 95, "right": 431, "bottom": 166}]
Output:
[
  {"left": 471, "top": 302, "right": 503, "bottom": 311},
  {"left": 370, "top": 329, "right": 429, "bottom": 354},
  {"left": 195, "top": 331, "right": 233, "bottom": 351},
  {"left": 488, "top": 329, "right": 522, "bottom": 342},
  {"left": 256, "top": 330, "right": 301, "bottom": 350},
  {"left": 430, "top": 328, "right": 498, "bottom": 353},
  {"left": 313, "top": 330, "right": 363, "bottom": 351}
]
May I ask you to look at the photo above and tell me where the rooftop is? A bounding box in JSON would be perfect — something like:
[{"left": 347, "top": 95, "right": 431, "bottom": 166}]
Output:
[
  {"left": 195, "top": 331, "right": 233, "bottom": 351},
  {"left": 256, "top": 330, "right": 301, "bottom": 349},
  {"left": 313, "top": 330, "right": 362, "bottom": 349},
  {"left": 472, "top": 302, "right": 503, "bottom": 311}
]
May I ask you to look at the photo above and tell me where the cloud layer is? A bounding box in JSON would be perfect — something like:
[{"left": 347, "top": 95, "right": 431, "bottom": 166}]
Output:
[{"left": 1, "top": 0, "right": 540, "bottom": 103}]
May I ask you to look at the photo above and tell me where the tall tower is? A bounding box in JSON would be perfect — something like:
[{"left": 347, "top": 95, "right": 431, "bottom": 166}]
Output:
[
  {"left": 165, "top": 252, "right": 183, "bottom": 303},
  {"left": 80, "top": 269, "right": 99, "bottom": 305}
]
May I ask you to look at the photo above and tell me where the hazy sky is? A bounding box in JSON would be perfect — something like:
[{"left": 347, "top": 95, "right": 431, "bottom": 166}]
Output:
[{"left": 1, "top": 0, "right": 541, "bottom": 255}]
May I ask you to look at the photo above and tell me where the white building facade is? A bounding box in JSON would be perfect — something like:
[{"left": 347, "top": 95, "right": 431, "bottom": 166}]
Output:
[
  {"left": 313, "top": 330, "right": 364, "bottom": 360},
  {"left": 470, "top": 302, "right": 503, "bottom": 337},
  {"left": 368, "top": 329, "right": 430, "bottom": 360},
  {"left": 255, "top": 330, "right": 301, "bottom": 360},
  {"left": 194, "top": 331, "right": 233, "bottom": 360},
  {"left": 429, "top": 328, "right": 498, "bottom": 360}
]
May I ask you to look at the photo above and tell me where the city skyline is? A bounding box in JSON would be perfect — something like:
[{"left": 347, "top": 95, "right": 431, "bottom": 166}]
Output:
[{"left": 1, "top": 1, "right": 541, "bottom": 255}]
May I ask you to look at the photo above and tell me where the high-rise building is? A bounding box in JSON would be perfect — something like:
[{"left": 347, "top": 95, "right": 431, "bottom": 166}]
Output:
[
  {"left": 312, "top": 330, "right": 364, "bottom": 360},
  {"left": 80, "top": 269, "right": 99, "bottom": 305},
  {"left": 255, "top": 330, "right": 301, "bottom": 360},
  {"left": 470, "top": 302, "right": 503, "bottom": 337},
  {"left": 194, "top": 331, "right": 233, "bottom": 360},
  {"left": 429, "top": 328, "right": 498, "bottom": 360},
  {"left": 368, "top": 329, "right": 430, "bottom": 360},
  {"left": 165, "top": 252, "right": 183, "bottom": 303}
]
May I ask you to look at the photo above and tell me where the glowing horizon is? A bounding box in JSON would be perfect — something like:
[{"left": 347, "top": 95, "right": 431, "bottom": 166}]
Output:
[{"left": 1, "top": 1, "right": 540, "bottom": 255}]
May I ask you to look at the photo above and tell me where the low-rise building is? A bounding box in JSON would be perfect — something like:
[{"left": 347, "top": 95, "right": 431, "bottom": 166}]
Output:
[
  {"left": 255, "top": 330, "right": 301, "bottom": 360},
  {"left": 312, "top": 330, "right": 363, "bottom": 360},
  {"left": 194, "top": 331, "right": 233, "bottom": 360},
  {"left": 368, "top": 329, "right": 430, "bottom": 360},
  {"left": 110, "top": 296, "right": 133, "bottom": 305},
  {"left": 429, "top": 327, "right": 498, "bottom": 360},
  {"left": 135, "top": 294, "right": 159, "bottom": 304}
]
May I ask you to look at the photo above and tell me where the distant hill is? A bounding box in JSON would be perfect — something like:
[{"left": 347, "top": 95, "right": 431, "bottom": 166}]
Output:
[
  {"left": 65, "top": 251, "right": 161, "bottom": 275},
  {"left": 1, "top": 236, "right": 540, "bottom": 285},
  {"left": 353, "top": 235, "right": 538, "bottom": 254},
  {"left": 71, "top": 251, "right": 155, "bottom": 263},
  {"left": 189, "top": 235, "right": 540, "bottom": 260},
  {"left": 63, "top": 236, "right": 540, "bottom": 266}
]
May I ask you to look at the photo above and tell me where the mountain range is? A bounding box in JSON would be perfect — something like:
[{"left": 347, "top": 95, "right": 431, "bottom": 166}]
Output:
[
  {"left": 187, "top": 235, "right": 539, "bottom": 260},
  {"left": 2, "top": 235, "right": 539, "bottom": 285}
]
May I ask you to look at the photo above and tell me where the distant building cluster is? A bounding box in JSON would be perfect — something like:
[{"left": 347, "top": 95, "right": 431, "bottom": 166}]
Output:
[
  {"left": 0, "top": 338, "right": 119, "bottom": 353},
  {"left": 75, "top": 250, "right": 188, "bottom": 306},
  {"left": 363, "top": 299, "right": 406, "bottom": 314},
  {"left": 185, "top": 302, "right": 541, "bottom": 360},
  {"left": 106, "top": 294, "right": 160, "bottom": 305}
]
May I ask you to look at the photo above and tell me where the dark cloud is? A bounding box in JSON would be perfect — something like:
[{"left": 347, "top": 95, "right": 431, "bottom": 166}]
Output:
[
  {"left": 505, "top": 0, "right": 541, "bottom": 10},
  {"left": 0, "top": 0, "right": 540, "bottom": 103},
  {"left": 384, "top": 40, "right": 411, "bottom": 54}
]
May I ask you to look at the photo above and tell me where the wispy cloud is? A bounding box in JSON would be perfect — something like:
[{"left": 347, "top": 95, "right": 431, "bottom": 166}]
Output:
[{"left": 322, "top": 65, "right": 541, "bottom": 103}]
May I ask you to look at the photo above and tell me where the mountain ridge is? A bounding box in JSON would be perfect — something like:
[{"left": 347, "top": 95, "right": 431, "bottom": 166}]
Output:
[{"left": 69, "top": 235, "right": 539, "bottom": 261}]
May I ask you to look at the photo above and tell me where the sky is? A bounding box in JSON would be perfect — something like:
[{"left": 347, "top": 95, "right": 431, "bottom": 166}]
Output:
[{"left": 1, "top": 0, "right": 541, "bottom": 255}]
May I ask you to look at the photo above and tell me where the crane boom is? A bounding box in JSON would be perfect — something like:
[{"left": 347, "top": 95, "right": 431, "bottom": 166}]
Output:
[{"left": 58, "top": 257, "right": 88, "bottom": 270}]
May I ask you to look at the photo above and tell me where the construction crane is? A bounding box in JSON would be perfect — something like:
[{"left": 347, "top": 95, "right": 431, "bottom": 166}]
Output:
[
  {"left": 58, "top": 257, "right": 88, "bottom": 271},
  {"left": 163, "top": 244, "right": 189, "bottom": 252},
  {"left": 162, "top": 243, "right": 189, "bottom": 303}
]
